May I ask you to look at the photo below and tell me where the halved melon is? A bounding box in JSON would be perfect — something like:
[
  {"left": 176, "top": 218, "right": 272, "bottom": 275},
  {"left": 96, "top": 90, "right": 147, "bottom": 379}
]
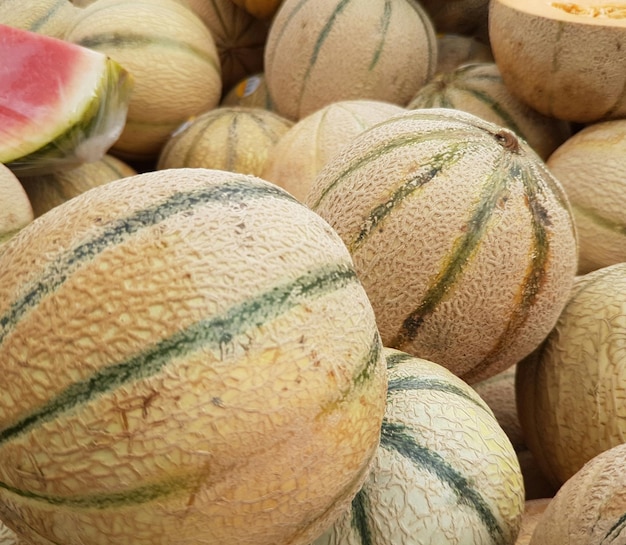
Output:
[
  {"left": 0, "top": 24, "right": 133, "bottom": 174},
  {"left": 489, "top": 0, "right": 626, "bottom": 123}
]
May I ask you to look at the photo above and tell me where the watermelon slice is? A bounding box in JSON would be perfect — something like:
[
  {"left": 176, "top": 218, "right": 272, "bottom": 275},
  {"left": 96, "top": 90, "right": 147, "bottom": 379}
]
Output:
[{"left": 0, "top": 23, "right": 133, "bottom": 175}]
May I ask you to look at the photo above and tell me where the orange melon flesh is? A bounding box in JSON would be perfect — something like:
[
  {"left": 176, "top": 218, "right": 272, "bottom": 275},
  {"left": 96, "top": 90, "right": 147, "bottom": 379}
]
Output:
[
  {"left": 0, "top": 24, "right": 132, "bottom": 174},
  {"left": 490, "top": 0, "right": 626, "bottom": 122}
]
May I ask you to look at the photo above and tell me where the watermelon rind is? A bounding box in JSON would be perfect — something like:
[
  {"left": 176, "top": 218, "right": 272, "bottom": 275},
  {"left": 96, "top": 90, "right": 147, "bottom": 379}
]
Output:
[{"left": 0, "top": 25, "right": 133, "bottom": 175}]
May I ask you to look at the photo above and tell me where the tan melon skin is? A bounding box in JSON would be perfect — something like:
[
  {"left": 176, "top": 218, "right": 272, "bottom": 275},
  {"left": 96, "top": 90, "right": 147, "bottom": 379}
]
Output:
[
  {"left": 157, "top": 106, "right": 293, "bottom": 176},
  {"left": 529, "top": 443, "right": 626, "bottom": 545},
  {"left": 407, "top": 62, "right": 572, "bottom": 160},
  {"left": 314, "top": 348, "right": 524, "bottom": 545},
  {"left": 306, "top": 108, "right": 578, "bottom": 384},
  {"left": 489, "top": 0, "right": 626, "bottom": 123},
  {"left": 0, "top": 165, "right": 33, "bottom": 247},
  {"left": 19, "top": 154, "right": 137, "bottom": 217},
  {"left": 514, "top": 498, "right": 551, "bottom": 545},
  {"left": 64, "top": 0, "right": 222, "bottom": 162},
  {"left": 516, "top": 263, "right": 626, "bottom": 489},
  {"left": 0, "top": 169, "right": 387, "bottom": 545},
  {"left": 264, "top": 0, "right": 437, "bottom": 121},
  {"left": 546, "top": 119, "right": 626, "bottom": 274},
  {"left": 261, "top": 100, "right": 406, "bottom": 202},
  {"left": 0, "top": 0, "right": 79, "bottom": 38}
]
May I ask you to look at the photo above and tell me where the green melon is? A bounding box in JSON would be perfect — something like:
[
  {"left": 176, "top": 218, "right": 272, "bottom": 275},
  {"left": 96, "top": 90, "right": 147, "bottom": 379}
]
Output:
[{"left": 0, "top": 23, "right": 132, "bottom": 175}]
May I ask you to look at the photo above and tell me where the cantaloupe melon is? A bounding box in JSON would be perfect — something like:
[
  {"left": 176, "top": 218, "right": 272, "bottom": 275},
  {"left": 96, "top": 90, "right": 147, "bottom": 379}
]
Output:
[
  {"left": 64, "top": 0, "right": 222, "bottom": 162},
  {"left": 0, "top": 168, "right": 387, "bottom": 545},
  {"left": 306, "top": 108, "right": 578, "bottom": 384},
  {"left": 489, "top": 0, "right": 626, "bottom": 123},
  {"left": 0, "top": 0, "right": 79, "bottom": 38},
  {"left": 515, "top": 499, "right": 551, "bottom": 545},
  {"left": 516, "top": 262, "right": 626, "bottom": 488},
  {"left": 157, "top": 106, "right": 293, "bottom": 176},
  {"left": 261, "top": 99, "right": 406, "bottom": 202},
  {"left": 0, "top": 164, "right": 33, "bottom": 247},
  {"left": 529, "top": 443, "right": 626, "bottom": 545},
  {"left": 546, "top": 118, "right": 626, "bottom": 274},
  {"left": 18, "top": 154, "right": 137, "bottom": 217},
  {"left": 263, "top": 0, "right": 437, "bottom": 120},
  {"left": 313, "top": 347, "right": 524, "bottom": 545},
  {"left": 407, "top": 62, "right": 572, "bottom": 160}
]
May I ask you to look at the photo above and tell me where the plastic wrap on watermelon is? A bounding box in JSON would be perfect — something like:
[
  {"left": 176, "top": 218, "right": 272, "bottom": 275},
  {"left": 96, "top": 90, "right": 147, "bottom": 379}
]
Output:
[{"left": 0, "top": 24, "right": 133, "bottom": 176}]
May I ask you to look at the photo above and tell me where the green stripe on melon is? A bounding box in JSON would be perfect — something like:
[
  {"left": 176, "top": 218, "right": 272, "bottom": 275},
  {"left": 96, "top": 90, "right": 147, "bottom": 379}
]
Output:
[
  {"left": 0, "top": 168, "right": 387, "bottom": 545},
  {"left": 0, "top": 24, "right": 132, "bottom": 175}
]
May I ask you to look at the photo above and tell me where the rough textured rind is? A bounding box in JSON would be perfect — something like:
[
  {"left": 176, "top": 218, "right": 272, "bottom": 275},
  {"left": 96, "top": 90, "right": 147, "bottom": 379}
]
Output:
[
  {"left": 64, "top": 0, "right": 222, "bottom": 161},
  {"left": 489, "top": 0, "right": 626, "bottom": 123},
  {"left": 261, "top": 99, "right": 406, "bottom": 202},
  {"left": 263, "top": 0, "right": 437, "bottom": 120},
  {"left": 546, "top": 119, "right": 626, "bottom": 274},
  {"left": 157, "top": 106, "right": 293, "bottom": 176},
  {"left": 0, "top": 0, "right": 79, "bottom": 39},
  {"left": 516, "top": 262, "right": 626, "bottom": 488},
  {"left": 19, "top": 154, "right": 137, "bottom": 218},
  {"left": 306, "top": 107, "right": 578, "bottom": 384},
  {"left": 0, "top": 168, "right": 387, "bottom": 545},
  {"left": 313, "top": 347, "right": 524, "bottom": 545},
  {"left": 529, "top": 443, "right": 626, "bottom": 545},
  {"left": 407, "top": 62, "right": 572, "bottom": 160},
  {"left": 514, "top": 498, "right": 551, "bottom": 545},
  {"left": 0, "top": 165, "right": 33, "bottom": 247}
]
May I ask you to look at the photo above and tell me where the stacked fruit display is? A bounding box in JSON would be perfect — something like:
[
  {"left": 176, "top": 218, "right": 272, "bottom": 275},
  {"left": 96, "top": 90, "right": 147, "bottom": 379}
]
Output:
[{"left": 1, "top": 0, "right": 625, "bottom": 544}]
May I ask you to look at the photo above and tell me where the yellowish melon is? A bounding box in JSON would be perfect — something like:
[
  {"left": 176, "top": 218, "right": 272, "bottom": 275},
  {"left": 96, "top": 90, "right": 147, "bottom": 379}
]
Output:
[
  {"left": 65, "top": 0, "right": 222, "bottom": 162},
  {"left": 264, "top": 0, "right": 437, "bottom": 120},
  {"left": 489, "top": 0, "right": 626, "bottom": 123},
  {"left": 435, "top": 33, "right": 493, "bottom": 74},
  {"left": 18, "top": 154, "right": 137, "bottom": 217},
  {"left": 0, "top": 0, "right": 79, "bottom": 38},
  {"left": 516, "top": 262, "right": 626, "bottom": 488},
  {"left": 0, "top": 164, "right": 33, "bottom": 247},
  {"left": 177, "top": 0, "right": 269, "bottom": 92},
  {"left": 261, "top": 99, "right": 406, "bottom": 202},
  {"left": 221, "top": 73, "right": 274, "bottom": 110},
  {"left": 0, "top": 168, "right": 387, "bottom": 545},
  {"left": 157, "top": 107, "right": 293, "bottom": 175},
  {"left": 529, "top": 443, "right": 626, "bottom": 545},
  {"left": 546, "top": 118, "right": 626, "bottom": 274},
  {"left": 407, "top": 62, "right": 572, "bottom": 160},
  {"left": 306, "top": 108, "right": 578, "bottom": 384}
]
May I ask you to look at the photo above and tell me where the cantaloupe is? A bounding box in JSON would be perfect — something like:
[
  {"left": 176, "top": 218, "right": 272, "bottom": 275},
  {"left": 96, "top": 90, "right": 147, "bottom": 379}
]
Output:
[
  {"left": 306, "top": 108, "right": 578, "bottom": 384},
  {"left": 261, "top": 99, "right": 406, "bottom": 202},
  {"left": 435, "top": 33, "right": 493, "bottom": 74},
  {"left": 528, "top": 443, "right": 626, "bottom": 545},
  {"left": 157, "top": 106, "right": 293, "bottom": 176},
  {"left": 516, "top": 262, "right": 626, "bottom": 488},
  {"left": 0, "top": 0, "right": 79, "bottom": 38},
  {"left": 313, "top": 347, "right": 525, "bottom": 545},
  {"left": 18, "top": 154, "right": 137, "bottom": 217},
  {"left": 64, "top": 0, "right": 222, "bottom": 162},
  {"left": 546, "top": 118, "right": 626, "bottom": 274},
  {"left": 515, "top": 498, "right": 551, "bottom": 545},
  {"left": 407, "top": 62, "right": 572, "bottom": 160},
  {"left": 263, "top": 0, "right": 437, "bottom": 120},
  {"left": 489, "top": 0, "right": 626, "bottom": 123},
  {"left": 0, "top": 164, "right": 33, "bottom": 247},
  {"left": 0, "top": 168, "right": 387, "bottom": 545},
  {"left": 177, "top": 0, "right": 269, "bottom": 92}
]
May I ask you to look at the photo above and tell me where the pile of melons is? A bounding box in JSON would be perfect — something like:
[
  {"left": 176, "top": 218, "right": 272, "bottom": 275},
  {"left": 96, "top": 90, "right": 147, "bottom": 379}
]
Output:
[{"left": 1, "top": 1, "right": 626, "bottom": 545}]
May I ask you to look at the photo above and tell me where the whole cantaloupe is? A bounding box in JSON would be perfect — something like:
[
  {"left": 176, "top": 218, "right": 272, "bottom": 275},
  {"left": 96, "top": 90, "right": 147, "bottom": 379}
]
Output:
[
  {"left": 306, "top": 108, "right": 578, "bottom": 384},
  {"left": 0, "top": 164, "right": 33, "bottom": 247},
  {"left": 0, "top": 168, "right": 387, "bottom": 545},
  {"left": 264, "top": 0, "right": 437, "bottom": 120},
  {"left": 64, "top": 0, "right": 222, "bottom": 162}
]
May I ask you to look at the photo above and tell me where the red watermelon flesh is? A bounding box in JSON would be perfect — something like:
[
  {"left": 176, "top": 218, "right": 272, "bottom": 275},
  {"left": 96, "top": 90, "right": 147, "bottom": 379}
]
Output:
[{"left": 0, "top": 24, "right": 133, "bottom": 174}]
